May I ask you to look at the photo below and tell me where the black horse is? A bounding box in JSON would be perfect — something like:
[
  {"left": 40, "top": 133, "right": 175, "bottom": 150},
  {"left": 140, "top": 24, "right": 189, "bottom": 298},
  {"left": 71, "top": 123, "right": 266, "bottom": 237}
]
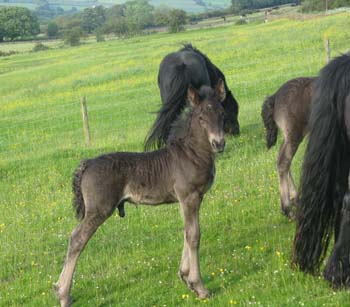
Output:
[
  {"left": 293, "top": 54, "right": 350, "bottom": 287},
  {"left": 144, "top": 44, "right": 240, "bottom": 150}
]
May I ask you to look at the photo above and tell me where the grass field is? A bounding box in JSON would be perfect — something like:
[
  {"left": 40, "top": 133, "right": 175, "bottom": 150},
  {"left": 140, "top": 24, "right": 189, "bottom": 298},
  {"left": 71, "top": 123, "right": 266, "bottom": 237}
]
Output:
[{"left": 1, "top": 12, "right": 350, "bottom": 307}]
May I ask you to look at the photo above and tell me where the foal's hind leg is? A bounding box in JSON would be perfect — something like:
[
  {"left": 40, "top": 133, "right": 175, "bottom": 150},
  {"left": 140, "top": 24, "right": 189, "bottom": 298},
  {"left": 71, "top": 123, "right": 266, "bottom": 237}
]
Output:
[
  {"left": 323, "top": 190, "right": 350, "bottom": 287},
  {"left": 288, "top": 171, "right": 298, "bottom": 203},
  {"left": 54, "top": 212, "right": 111, "bottom": 307},
  {"left": 277, "top": 137, "right": 300, "bottom": 219}
]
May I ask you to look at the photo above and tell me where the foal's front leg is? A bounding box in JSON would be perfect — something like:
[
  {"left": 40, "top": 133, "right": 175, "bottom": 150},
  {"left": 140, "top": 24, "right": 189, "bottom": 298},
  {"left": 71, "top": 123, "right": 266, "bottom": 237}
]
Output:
[{"left": 177, "top": 191, "right": 210, "bottom": 299}]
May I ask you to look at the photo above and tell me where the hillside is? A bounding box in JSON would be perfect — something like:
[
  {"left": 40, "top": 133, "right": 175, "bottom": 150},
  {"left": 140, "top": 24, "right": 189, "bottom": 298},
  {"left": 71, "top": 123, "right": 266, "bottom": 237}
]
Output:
[{"left": 0, "top": 0, "right": 231, "bottom": 12}]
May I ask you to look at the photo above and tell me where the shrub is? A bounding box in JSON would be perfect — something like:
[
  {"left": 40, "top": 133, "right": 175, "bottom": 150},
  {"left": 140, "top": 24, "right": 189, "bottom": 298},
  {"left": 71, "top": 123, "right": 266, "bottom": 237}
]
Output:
[
  {"left": 95, "top": 28, "right": 105, "bottom": 42},
  {"left": 32, "top": 42, "right": 49, "bottom": 52},
  {"left": 235, "top": 19, "right": 247, "bottom": 25},
  {"left": 47, "top": 22, "right": 59, "bottom": 38},
  {"left": 64, "top": 27, "right": 82, "bottom": 46},
  {"left": 0, "top": 50, "right": 18, "bottom": 57}
]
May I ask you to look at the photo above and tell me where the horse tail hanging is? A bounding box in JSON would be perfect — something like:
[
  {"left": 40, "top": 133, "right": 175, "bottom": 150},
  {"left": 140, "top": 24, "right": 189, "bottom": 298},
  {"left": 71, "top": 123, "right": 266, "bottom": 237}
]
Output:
[
  {"left": 144, "top": 63, "right": 189, "bottom": 151},
  {"left": 261, "top": 95, "right": 278, "bottom": 149},
  {"left": 72, "top": 160, "right": 89, "bottom": 220},
  {"left": 293, "top": 54, "right": 350, "bottom": 274}
]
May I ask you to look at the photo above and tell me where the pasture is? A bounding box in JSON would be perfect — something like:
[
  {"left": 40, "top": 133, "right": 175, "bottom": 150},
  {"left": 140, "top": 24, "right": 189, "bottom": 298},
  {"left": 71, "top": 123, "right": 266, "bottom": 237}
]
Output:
[{"left": 1, "top": 12, "right": 350, "bottom": 306}]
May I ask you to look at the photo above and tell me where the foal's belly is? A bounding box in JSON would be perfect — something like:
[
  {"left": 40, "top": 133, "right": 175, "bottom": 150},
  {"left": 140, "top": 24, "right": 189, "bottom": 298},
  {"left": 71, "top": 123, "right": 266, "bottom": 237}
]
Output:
[{"left": 123, "top": 185, "right": 177, "bottom": 205}]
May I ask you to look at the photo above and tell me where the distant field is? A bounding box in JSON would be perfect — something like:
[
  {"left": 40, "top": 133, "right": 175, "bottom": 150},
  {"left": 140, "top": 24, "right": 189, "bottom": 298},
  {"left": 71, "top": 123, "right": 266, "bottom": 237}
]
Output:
[
  {"left": 0, "top": 0, "right": 231, "bottom": 12},
  {"left": 1, "top": 12, "right": 350, "bottom": 307}
]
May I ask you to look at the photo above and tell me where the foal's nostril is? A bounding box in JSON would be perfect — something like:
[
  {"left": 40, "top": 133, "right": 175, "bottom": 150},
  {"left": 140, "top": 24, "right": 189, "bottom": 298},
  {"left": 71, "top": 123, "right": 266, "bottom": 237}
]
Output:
[{"left": 211, "top": 139, "right": 225, "bottom": 153}]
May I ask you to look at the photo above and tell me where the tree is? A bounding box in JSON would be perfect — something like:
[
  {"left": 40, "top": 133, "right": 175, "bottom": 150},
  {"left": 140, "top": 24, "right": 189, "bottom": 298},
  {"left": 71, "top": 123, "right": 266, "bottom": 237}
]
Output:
[
  {"left": 153, "top": 6, "right": 187, "bottom": 32},
  {"left": 123, "top": 0, "right": 154, "bottom": 33},
  {"left": 231, "top": 0, "right": 294, "bottom": 12},
  {"left": 167, "top": 9, "right": 186, "bottom": 33},
  {"left": 0, "top": 7, "right": 39, "bottom": 41},
  {"left": 81, "top": 6, "right": 106, "bottom": 34},
  {"left": 154, "top": 5, "right": 171, "bottom": 26},
  {"left": 47, "top": 21, "right": 59, "bottom": 38},
  {"left": 64, "top": 27, "right": 82, "bottom": 46}
]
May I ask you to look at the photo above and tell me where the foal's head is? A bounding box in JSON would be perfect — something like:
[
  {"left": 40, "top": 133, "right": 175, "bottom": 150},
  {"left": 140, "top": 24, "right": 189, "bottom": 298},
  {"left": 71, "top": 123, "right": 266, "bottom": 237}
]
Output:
[{"left": 188, "top": 80, "right": 226, "bottom": 153}]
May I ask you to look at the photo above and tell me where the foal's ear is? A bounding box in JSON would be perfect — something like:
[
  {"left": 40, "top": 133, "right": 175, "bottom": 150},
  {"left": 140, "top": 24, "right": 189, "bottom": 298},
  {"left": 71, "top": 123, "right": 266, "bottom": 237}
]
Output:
[
  {"left": 215, "top": 79, "right": 226, "bottom": 102},
  {"left": 187, "top": 85, "right": 200, "bottom": 107}
]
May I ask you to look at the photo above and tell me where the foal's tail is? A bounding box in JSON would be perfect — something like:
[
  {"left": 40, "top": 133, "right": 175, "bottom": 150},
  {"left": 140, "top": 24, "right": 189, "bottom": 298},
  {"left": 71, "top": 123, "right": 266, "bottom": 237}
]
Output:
[
  {"left": 72, "top": 160, "right": 89, "bottom": 220},
  {"left": 293, "top": 54, "right": 350, "bottom": 274},
  {"left": 261, "top": 95, "right": 278, "bottom": 149},
  {"left": 144, "top": 63, "right": 189, "bottom": 151}
]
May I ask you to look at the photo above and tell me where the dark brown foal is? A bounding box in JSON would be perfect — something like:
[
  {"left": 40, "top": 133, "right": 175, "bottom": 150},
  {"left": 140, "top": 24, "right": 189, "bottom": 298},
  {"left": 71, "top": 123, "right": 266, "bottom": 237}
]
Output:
[
  {"left": 261, "top": 77, "right": 317, "bottom": 218},
  {"left": 55, "top": 81, "right": 226, "bottom": 306}
]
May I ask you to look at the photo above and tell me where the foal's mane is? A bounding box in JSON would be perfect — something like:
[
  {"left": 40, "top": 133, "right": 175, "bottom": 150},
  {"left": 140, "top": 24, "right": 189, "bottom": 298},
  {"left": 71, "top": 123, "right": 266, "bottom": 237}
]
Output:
[
  {"left": 167, "top": 108, "right": 193, "bottom": 143},
  {"left": 167, "top": 85, "right": 215, "bottom": 143}
]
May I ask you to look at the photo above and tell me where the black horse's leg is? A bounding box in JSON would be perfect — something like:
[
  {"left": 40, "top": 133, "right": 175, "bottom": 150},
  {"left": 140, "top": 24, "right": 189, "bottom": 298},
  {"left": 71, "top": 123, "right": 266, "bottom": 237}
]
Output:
[{"left": 323, "top": 189, "right": 350, "bottom": 287}]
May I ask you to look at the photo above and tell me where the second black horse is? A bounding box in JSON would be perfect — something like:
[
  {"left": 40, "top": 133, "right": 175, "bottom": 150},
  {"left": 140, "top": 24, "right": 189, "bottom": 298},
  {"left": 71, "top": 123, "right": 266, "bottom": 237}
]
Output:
[{"left": 145, "top": 44, "right": 240, "bottom": 150}]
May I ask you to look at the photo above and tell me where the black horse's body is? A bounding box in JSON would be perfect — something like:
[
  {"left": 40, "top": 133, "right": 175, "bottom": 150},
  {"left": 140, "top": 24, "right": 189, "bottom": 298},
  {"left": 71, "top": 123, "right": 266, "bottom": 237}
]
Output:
[
  {"left": 145, "top": 44, "right": 239, "bottom": 150},
  {"left": 293, "top": 54, "right": 350, "bottom": 287}
]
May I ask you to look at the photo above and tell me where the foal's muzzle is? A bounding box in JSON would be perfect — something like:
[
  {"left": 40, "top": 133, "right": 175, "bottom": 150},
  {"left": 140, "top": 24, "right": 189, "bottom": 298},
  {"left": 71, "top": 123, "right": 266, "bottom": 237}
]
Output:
[{"left": 211, "top": 139, "right": 226, "bottom": 153}]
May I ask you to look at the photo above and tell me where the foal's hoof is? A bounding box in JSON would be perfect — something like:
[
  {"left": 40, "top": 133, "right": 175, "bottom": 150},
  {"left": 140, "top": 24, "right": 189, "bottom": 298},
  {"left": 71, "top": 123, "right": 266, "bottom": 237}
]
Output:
[
  {"left": 187, "top": 281, "right": 211, "bottom": 299},
  {"left": 197, "top": 289, "right": 212, "bottom": 299},
  {"left": 53, "top": 284, "right": 72, "bottom": 307},
  {"left": 281, "top": 206, "right": 296, "bottom": 221}
]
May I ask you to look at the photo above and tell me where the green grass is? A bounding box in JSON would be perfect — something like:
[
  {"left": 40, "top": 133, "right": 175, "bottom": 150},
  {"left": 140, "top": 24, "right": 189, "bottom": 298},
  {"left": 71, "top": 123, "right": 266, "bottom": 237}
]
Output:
[{"left": 1, "top": 12, "right": 350, "bottom": 307}]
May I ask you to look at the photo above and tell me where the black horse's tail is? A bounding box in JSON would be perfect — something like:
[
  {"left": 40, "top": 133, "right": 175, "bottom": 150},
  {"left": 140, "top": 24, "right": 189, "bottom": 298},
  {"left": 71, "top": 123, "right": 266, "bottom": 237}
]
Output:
[
  {"left": 261, "top": 95, "right": 278, "bottom": 149},
  {"left": 72, "top": 160, "right": 89, "bottom": 220},
  {"left": 144, "top": 63, "right": 188, "bottom": 151},
  {"left": 293, "top": 54, "right": 350, "bottom": 273}
]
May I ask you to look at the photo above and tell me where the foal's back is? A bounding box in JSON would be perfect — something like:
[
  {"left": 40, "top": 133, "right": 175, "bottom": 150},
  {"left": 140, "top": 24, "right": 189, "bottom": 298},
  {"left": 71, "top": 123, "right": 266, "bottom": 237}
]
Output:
[{"left": 274, "top": 77, "right": 316, "bottom": 134}]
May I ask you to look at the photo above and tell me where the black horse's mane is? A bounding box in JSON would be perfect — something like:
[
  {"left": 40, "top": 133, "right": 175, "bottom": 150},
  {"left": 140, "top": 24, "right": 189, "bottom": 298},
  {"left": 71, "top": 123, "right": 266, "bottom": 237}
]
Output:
[{"left": 293, "top": 54, "right": 350, "bottom": 273}]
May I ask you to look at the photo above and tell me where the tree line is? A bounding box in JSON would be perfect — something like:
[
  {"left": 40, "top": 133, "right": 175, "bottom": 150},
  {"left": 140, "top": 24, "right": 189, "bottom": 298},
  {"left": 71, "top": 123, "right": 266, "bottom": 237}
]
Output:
[
  {"left": 1, "top": 0, "right": 350, "bottom": 44},
  {"left": 300, "top": 0, "right": 350, "bottom": 12},
  {"left": 231, "top": 0, "right": 349, "bottom": 13},
  {"left": 0, "top": 0, "right": 188, "bottom": 43}
]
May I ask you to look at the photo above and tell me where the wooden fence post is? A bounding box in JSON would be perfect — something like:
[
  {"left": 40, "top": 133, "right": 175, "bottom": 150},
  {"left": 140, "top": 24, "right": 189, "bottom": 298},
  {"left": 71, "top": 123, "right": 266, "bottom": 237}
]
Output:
[
  {"left": 325, "top": 38, "right": 331, "bottom": 63},
  {"left": 81, "top": 96, "right": 91, "bottom": 147}
]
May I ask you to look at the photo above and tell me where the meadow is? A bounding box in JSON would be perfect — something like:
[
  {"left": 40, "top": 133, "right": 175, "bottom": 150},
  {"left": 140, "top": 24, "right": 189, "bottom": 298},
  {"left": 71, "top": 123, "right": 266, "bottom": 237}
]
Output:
[{"left": 1, "top": 12, "right": 350, "bottom": 307}]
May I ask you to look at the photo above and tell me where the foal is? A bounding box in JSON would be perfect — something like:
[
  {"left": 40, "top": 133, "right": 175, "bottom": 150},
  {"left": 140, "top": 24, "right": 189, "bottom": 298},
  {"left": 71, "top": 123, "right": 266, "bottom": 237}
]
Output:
[
  {"left": 261, "top": 77, "right": 316, "bottom": 218},
  {"left": 55, "top": 81, "right": 226, "bottom": 306}
]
